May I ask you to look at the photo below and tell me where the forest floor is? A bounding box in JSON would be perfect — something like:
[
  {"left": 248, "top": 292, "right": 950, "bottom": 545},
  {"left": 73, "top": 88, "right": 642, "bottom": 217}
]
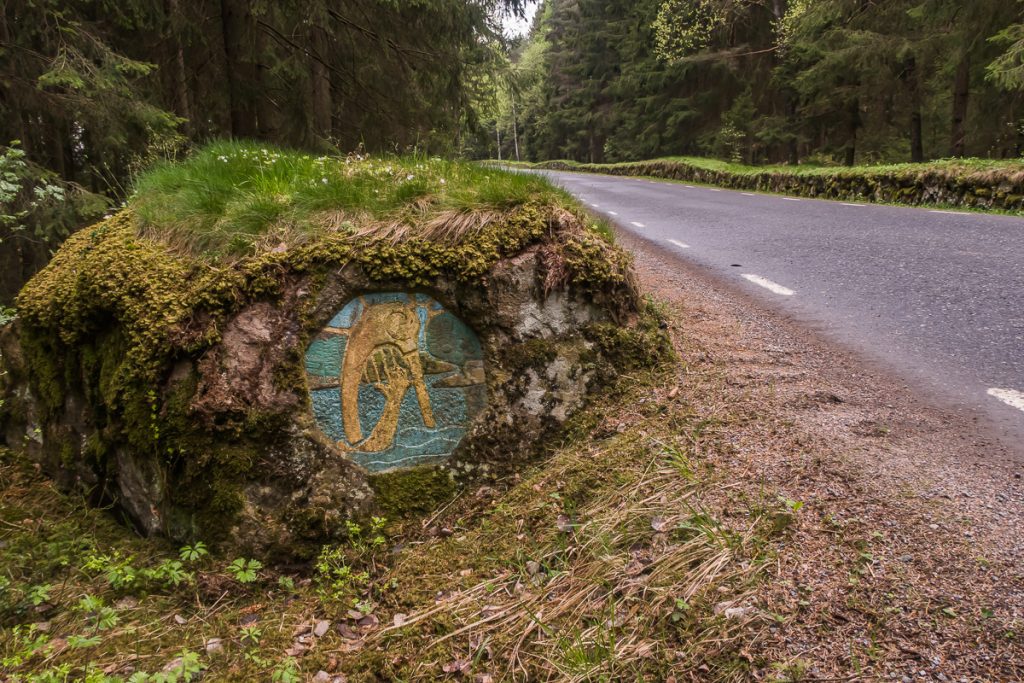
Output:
[{"left": 3, "top": 232, "right": 1024, "bottom": 681}]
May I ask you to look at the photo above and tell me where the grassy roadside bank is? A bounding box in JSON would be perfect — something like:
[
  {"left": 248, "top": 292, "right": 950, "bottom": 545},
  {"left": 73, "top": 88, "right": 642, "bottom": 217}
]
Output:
[
  {"left": 3, "top": 277, "right": 1022, "bottom": 680},
  {"left": 501, "top": 157, "right": 1024, "bottom": 214},
  {"left": 0, "top": 354, "right": 782, "bottom": 681}
]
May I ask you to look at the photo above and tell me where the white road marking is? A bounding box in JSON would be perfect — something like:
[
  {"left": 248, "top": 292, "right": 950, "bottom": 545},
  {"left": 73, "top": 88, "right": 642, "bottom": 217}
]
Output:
[
  {"left": 709, "top": 188, "right": 722, "bottom": 192},
  {"left": 667, "top": 239, "right": 690, "bottom": 249},
  {"left": 841, "top": 203, "right": 865, "bottom": 207},
  {"left": 590, "top": 203, "right": 600, "bottom": 208},
  {"left": 782, "top": 197, "right": 800, "bottom": 202},
  {"left": 741, "top": 192, "right": 755, "bottom": 197},
  {"left": 930, "top": 210, "right": 960, "bottom": 215},
  {"left": 741, "top": 274, "right": 795, "bottom": 296},
  {"left": 684, "top": 185, "right": 696, "bottom": 189},
  {"left": 988, "top": 388, "right": 1024, "bottom": 412},
  {"left": 630, "top": 221, "right": 645, "bottom": 228},
  {"left": 608, "top": 211, "right": 618, "bottom": 216}
]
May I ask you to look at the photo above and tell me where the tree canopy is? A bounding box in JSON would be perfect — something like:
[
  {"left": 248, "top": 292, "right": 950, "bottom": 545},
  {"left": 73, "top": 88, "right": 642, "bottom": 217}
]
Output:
[{"left": 492, "top": 0, "right": 1024, "bottom": 165}]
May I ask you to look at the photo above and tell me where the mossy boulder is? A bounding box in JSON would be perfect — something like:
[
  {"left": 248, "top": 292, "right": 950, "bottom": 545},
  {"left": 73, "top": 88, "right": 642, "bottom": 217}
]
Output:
[{"left": 0, "top": 192, "right": 664, "bottom": 558}]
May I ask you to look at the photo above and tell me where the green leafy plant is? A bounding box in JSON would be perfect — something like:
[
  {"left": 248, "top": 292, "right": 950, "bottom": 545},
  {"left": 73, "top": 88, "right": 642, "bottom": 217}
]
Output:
[
  {"left": 76, "top": 594, "right": 120, "bottom": 631},
  {"left": 239, "top": 625, "right": 262, "bottom": 648},
  {"left": 271, "top": 657, "right": 301, "bottom": 683},
  {"left": 145, "top": 559, "right": 192, "bottom": 588},
  {"left": 26, "top": 583, "right": 52, "bottom": 606},
  {"left": 345, "top": 516, "right": 388, "bottom": 555},
  {"left": 83, "top": 551, "right": 139, "bottom": 589},
  {"left": 314, "top": 545, "right": 370, "bottom": 605},
  {"left": 227, "top": 558, "right": 263, "bottom": 584},
  {"left": 178, "top": 542, "right": 209, "bottom": 563},
  {"left": 129, "top": 649, "right": 203, "bottom": 683}
]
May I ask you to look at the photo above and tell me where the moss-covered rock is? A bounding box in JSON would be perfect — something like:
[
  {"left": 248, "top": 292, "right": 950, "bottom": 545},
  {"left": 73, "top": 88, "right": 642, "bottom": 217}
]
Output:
[{"left": 0, "top": 165, "right": 667, "bottom": 558}]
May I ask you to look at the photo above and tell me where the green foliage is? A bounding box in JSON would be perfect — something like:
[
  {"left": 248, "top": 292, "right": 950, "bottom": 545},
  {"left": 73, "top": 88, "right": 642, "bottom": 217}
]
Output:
[
  {"left": 227, "top": 558, "right": 263, "bottom": 584},
  {"left": 653, "top": 0, "right": 727, "bottom": 59},
  {"left": 132, "top": 141, "right": 561, "bottom": 257},
  {"left": 313, "top": 516, "right": 389, "bottom": 607},
  {"left": 514, "top": 0, "right": 1024, "bottom": 166},
  {"left": 988, "top": 21, "right": 1024, "bottom": 90},
  {"left": 270, "top": 658, "right": 301, "bottom": 683},
  {"left": 178, "top": 542, "right": 209, "bottom": 563}
]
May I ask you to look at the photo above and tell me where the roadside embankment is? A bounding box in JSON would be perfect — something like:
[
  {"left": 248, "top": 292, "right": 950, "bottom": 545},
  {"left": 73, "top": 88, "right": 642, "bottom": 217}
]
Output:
[{"left": 508, "top": 157, "right": 1024, "bottom": 212}]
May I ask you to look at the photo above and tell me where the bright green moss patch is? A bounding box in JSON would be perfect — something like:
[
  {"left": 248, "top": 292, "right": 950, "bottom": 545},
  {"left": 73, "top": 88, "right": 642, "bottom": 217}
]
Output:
[{"left": 369, "top": 466, "right": 459, "bottom": 518}]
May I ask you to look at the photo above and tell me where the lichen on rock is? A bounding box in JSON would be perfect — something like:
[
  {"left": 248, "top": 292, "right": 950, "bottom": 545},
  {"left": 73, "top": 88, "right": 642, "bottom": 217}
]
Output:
[{"left": 0, "top": 147, "right": 668, "bottom": 558}]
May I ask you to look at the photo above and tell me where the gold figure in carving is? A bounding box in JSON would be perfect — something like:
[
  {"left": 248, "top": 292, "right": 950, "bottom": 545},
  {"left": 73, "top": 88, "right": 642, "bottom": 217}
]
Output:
[{"left": 339, "top": 302, "right": 435, "bottom": 452}]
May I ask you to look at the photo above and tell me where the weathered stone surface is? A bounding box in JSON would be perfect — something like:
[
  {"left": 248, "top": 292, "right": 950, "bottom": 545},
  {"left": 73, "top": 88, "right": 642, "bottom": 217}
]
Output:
[{"left": 0, "top": 206, "right": 667, "bottom": 558}]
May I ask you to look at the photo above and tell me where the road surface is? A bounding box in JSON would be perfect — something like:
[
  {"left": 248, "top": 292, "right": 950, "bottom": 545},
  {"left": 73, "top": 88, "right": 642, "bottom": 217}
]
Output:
[{"left": 536, "top": 169, "right": 1024, "bottom": 446}]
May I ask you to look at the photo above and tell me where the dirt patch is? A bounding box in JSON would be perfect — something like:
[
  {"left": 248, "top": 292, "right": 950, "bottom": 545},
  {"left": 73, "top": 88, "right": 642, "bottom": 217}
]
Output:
[{"left": 619, "top": 228, "right": 1024, "bottom": 679}]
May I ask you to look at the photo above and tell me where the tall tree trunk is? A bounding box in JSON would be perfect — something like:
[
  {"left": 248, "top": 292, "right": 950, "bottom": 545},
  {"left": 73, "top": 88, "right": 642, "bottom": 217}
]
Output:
[
  {"left": 904, "top": 55, "right": 924, "bottom": 162},
  {"left": 950, "top": 53, "right": 970, "bottom": 157},
  {"left": 220, "top": 0, "right": 257, "bottom": 138},
  {"left": 511, "top": 92, "right": 520, "bottom": 162},
  {"left": 165, "top": 0, "right": 192, "bottom": 134},
  {"left": 309, "top": 24, "right": 332, "bottom": 141},
  {"left": 844, "top": 97, "right": 860, "bottom": 167},
  {"left": 255, "top": 25, "right": 275, "bottom": 139}
]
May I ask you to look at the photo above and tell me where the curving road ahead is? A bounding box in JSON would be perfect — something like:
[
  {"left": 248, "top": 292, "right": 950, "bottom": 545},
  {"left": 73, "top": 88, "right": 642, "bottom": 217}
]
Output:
[{"left": 536, "top": 169, "right": 1024, "bottom": 447}]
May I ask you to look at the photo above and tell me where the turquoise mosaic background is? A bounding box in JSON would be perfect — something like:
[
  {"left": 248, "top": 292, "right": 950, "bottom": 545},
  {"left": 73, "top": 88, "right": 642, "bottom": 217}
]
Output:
[{"left": 305, "top": 292, "right": 486, "bottom": 472}]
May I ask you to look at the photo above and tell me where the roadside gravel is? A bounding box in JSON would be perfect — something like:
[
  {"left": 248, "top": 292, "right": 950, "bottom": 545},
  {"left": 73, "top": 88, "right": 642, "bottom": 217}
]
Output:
[{"left": 621, "top": 228, "right": 1024, "bottom": 680}]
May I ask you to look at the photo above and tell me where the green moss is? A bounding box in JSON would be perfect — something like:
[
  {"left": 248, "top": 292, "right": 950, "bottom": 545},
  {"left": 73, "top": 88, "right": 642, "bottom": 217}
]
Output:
[
  {"left": 19, "top": 327, "right": 65, "bottom": 417},
  {"left": 502, "top": 338, "right": 559, "bottom": 374},
  {"left": 516, "top": 157, "right": 1024, "bottom": 214},
  {"left": 369, "top": 466, "right": 459, "bottom": 518},
  {"left": 587, "top": 304, "right": 674, "bottom": 373},
  {"left": 58, "top": 437, "right": 76, "bottom": 469}
]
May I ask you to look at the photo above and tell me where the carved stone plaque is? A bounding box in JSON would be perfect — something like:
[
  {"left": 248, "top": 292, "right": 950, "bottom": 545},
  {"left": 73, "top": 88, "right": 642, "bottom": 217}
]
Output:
[{"left": 305, "top": 293, "right": 486, "bottom": 472}]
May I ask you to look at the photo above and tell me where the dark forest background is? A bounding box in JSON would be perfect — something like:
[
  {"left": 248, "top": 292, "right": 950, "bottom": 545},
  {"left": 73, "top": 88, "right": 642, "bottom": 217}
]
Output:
[
  {"left": 491, "top": 0, "right": 1024, "bottom": 167},
  {"left": 3, "top": 0, "right": 1024, "bottom": 302},
  {"left": 0, "top": 0, "right": 525, "bottom": 300}
]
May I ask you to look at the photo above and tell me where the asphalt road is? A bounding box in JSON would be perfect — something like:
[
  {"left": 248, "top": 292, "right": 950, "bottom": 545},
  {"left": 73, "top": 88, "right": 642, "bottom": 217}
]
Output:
[{"left": 537, "top": 169, "right": 1024, "bottom": 445}]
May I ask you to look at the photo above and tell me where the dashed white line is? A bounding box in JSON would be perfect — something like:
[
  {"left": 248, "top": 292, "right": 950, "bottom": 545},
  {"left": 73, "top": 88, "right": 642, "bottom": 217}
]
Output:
[
  {"left": 988, "top": 388, "right": 1024, "bottom": 412},
  {"left": 709, "top": 188, "right": 722, "bottom": 192},
  {"left": 590, "top": 203, "right": 600, "bottom": 208},
  {"left": 630, "top": 221, "right": 645, "bottom": 228},
  {"left": 741, "top": 274, "right": 795, "bottom": 296},
  {"left": 608, "top": 211, "right": 618, "bottom": 216},
  {"left": 841, "top": 203, "right": 865, "bottom": 207},
  {"left": 667, "top": 239, "right": 690, "bottom": 249},
  {"left": 684, "top": 185, "right": 696, "bottom": 189},
  {"left": 782, "top": 197, "right": 801, "bottom": 202},
  {"left": 741, "top": 192, "right": 755, "bottom": 197},
  {"left": 930, "top": 210, "right": 960, "bottom": 215}
]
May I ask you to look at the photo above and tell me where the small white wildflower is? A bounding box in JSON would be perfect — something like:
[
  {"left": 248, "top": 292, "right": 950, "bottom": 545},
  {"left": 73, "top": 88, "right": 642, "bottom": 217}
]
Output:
[
  {"left": 218, "top": 155, "right": 229, "bottom": 162},
  {"left": 322, "top": 177, "right": 328, "bottom": 184},
  {"left": 439, "top": 178, "right": 446, "bottom": 185},
  {"left": 406, "top": 174, "right": 414, "bottom": 181}
]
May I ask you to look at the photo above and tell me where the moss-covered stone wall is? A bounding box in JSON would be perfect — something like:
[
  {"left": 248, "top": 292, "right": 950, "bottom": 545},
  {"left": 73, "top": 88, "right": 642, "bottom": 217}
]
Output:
[{"left": 533, "top": 159, "right": 1024, "bottom": 211}]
